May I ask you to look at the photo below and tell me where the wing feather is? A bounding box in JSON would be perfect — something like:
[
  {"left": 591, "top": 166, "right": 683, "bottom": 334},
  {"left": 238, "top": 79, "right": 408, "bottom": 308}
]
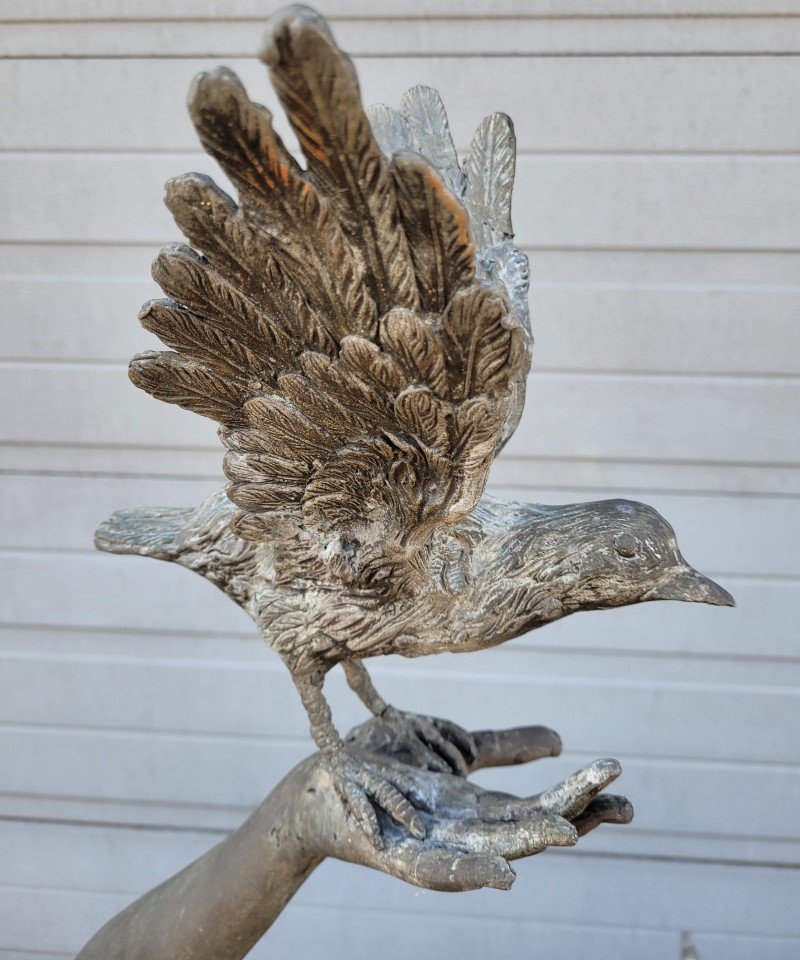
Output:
[
  {"left": 379, "top": 309, "right": 448, "bottom": 397},
  {"left": 276, "top": 371, "right": 375, "bottom": 437},
  {"left": 244, "top": 395, "right": 336, "bottom": 458},
  {"left": 262, "top": 6, "right": 419, "bottom": 314},
  {"left": 151, "top": 244, "right": 295, "bottom": 373},
  {"left": 188, "top": 66, "right": 376, "bottom": 341},
  {"left": 366, "top": 102, "right": 412, "bottom": 158},
  {"left": 129, "top": 352, "right": 247, "bottom": 426},
  {"left": 391, "top": 154, "right": 474, "bottom": 313},
  {"left": 463, "top": 112, "right": 515, "bottom": 247},
  {"left": 441, "top": 286, "right": 525, "bottom": 399},
  {"left": 398, "top": 86, "right": 465, "bottom": 197},
  {"left": 126, "top": 8, "right": 532, "bottom": 597},
  {"left": 164, "top": 173, "right": 337, "bottom": 357},
  {"left": 228, "top": 481, "right": 306, "bottom": 512},
  {"left": 138, "top": 298, "right": 269, "bottom": 383},
  {"left": 223, "top": 450, "right": 311, "bottom": 484},
  {"left": 394, "top": 386, "right": 450, "bottom": 452}
]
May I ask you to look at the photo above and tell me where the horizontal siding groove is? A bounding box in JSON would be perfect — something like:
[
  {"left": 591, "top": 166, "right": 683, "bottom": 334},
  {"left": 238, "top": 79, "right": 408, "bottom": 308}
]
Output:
[
  {"left": 205, "top": 889, "right": 793, "bottom": 928},
  {"left": 7, "top": 242, "right": 797, "bottom": 255},
  {"left": 5, "top": 149, "right": 800, "bottom": 160},
  {"left": 0, "top": 871, "right": 793, "bottom": 930},
  {"left": 5, "top": 466, "right": 800, "bottom": 500},
  {"left": 0, "top": 812, "right": 797, "bottom": 873},
  {"left": 5, "top": 13, "right": 800, "bottom": 23},
  {"left": 5, "top": 51, "right": 800, "bottom": 61},
  {"left": 5, "top": 445, "right": 797, "bottom": 471},
  {"left": 0, "top": 468, "right": 224, "bottom": 482},
  {"left": 0, "top": 812, "right": 229, "bottom": 836},
  {"left": 6, "top": 22, "right": 800, "bottom": 59},
  {"left": 1, "top": 651, "right": 796, "bottom": 698},
  {"left": 1, "top": 807, "right": 797, "bottom": 851},
  {"left": 4, "top": 357, "right": 800, "bottom": 383},
  {"left": 3, "top": 275, "right": 799, "bottom": 292},
  {"left": 4, "top": 620, "right": 799, "bottom": 665},
  {"left": 2, "top": 241, "right": 798, "bottom": 256},
  {"left": 3, "top": 5, "right": 800, "bottom": 21},
  {"left": 3, "top": 720, "right": 799, "bottom": 766},
  {"left": 532, "top": 280, "right": 800, "bottom": 290},
  {"left": 6, "top": 149, "right": 800, "bottom": 158}
]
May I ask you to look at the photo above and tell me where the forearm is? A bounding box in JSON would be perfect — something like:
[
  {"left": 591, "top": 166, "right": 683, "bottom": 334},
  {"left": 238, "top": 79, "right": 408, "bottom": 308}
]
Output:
[{"left": 76, "top": 759, "right": 324, "bottom": 960}]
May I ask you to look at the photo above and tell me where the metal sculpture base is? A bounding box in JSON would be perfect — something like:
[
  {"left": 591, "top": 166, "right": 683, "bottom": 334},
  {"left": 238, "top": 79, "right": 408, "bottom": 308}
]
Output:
[{"left": 76, "top": 715, "right": 631, "bottom": 960}]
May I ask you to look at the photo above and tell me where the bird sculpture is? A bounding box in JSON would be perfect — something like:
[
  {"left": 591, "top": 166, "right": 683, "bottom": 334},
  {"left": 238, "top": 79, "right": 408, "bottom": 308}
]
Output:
[{"left": 96, "top": 4, "right": 734, "bottom": 847}]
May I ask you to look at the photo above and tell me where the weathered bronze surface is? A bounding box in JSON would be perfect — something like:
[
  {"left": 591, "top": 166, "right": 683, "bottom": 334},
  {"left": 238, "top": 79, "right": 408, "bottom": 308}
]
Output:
[
  {"left": 76, "top": 717, "right": 632, "bottom": 960},
  {"left": 85, "top": 3, "right": 734, "bottom": 942}
]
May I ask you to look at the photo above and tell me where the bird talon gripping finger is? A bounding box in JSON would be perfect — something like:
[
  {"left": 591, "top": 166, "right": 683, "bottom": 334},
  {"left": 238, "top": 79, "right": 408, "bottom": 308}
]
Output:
[{"left": 95, "top": 4, "right": 735, "bottom": 850}]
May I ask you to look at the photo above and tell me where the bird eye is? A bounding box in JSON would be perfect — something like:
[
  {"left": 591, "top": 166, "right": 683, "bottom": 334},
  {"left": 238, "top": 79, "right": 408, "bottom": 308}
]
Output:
[{"left": 614, "top": 533, "right": 638, "bottom": 558}]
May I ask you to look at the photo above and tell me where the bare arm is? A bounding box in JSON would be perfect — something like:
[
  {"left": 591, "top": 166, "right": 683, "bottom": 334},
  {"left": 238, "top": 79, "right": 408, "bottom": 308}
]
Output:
[
  {"left": 75, "top": 757, "right": 322, "bottom": 960},
  {"left": 76, "top": 719, "right": 631, "bottom": 960}
]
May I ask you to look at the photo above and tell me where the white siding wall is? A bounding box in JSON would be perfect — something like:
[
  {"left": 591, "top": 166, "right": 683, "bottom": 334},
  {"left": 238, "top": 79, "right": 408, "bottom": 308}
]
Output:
[{"left": 1, "top": 1, "right": 799, "bottom": 956}]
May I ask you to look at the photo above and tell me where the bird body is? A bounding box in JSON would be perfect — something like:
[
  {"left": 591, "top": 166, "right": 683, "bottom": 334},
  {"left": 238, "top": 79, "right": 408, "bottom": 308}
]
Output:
[
  {"left": 96, "top": 5, "right": 732, "bottom": 844},
  {"left": 98, "top": 489, "right": 731, "bottom": 671}
]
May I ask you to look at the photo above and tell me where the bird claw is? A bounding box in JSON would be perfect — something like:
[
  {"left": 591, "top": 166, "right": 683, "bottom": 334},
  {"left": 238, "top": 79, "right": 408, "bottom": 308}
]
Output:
[
  {"left": 329, "top": 750, "right": 427, "bottom": 848},
  {"left": 381, "top": 707, "right": 477, "bottom": 778}
]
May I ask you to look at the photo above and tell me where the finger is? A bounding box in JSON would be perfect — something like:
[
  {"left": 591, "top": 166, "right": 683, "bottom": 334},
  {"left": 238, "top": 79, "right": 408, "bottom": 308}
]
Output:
[
  {"left": 428, "top": 812, "right": 577, "bottom": 859},
  {"left": 412, "top": 742, "right": 454, "bottom": 775},
  {"left": 430, "top": 718, "right": 477, "bottom": 767},
  {"left": 477, "top": 790, "right": 546, "bottom": 821},
  {"left": 416, "top": 724, "right": 471, "bottom": 778},
  {"left": 471, "top": 726, "right": 562, "bottom": 770},
  {"left": 363, "top": 769, "right": 427, "bottom": 840},
  {"left": 395, "top": 844, "right": 515, "bottom": 891},
  {"left": 536, "top": 758, "right": 621, "bottom": 819},
  {"left": 572, "top": 795, "right": 633, "bottom": 836}
]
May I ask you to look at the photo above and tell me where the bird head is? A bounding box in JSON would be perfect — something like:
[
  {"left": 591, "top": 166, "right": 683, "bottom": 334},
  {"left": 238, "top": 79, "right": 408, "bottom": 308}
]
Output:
[{"left": 525, "top": 498, "right": 735, "bottom": 614}]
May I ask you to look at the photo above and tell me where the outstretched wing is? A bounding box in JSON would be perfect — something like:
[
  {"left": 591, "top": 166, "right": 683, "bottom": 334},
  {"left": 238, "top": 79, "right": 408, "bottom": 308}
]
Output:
[
  {"left": 368, "top": 85, "right": 531, "bottom": 445},
  {"left": 130, "top": 5, "right": 531, "bottom": 596}
]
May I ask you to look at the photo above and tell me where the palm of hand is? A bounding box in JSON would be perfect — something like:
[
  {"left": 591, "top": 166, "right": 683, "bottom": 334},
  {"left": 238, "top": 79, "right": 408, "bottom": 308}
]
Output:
[{"left": 305, "top": 714, "right": 632, "bottom": 892}]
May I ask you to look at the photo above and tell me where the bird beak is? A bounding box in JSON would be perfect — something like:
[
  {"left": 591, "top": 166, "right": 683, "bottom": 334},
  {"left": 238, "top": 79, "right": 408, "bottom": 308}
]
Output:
[{"left": 643, "top": 565, "right": 735, "bottom": 607}]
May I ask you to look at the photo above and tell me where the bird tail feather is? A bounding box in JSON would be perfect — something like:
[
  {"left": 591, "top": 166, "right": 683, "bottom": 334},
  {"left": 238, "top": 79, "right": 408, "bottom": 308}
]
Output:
[{"left": 95, "top": 507, "right": 194, "bottom": 560}]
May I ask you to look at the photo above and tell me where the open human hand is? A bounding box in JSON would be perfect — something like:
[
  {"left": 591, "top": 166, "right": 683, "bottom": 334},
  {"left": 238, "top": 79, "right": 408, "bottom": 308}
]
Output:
[
  {"left": 298, "top": 713, "right": 633, "bottom": 892},
  {"left": 75, "top": 715, "right": 632, "bottom": 960}
]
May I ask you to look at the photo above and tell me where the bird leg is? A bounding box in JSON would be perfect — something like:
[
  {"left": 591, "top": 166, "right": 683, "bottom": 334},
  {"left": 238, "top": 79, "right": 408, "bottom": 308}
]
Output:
[
  {"left": 292, "top": 667, "right": 426, "bottom": 848},
  {"left": 341, "top": 659, "right": 388, "bottom": 714},
  {"left": 341, "top": 659, "right": 477, "bottom": 777}
]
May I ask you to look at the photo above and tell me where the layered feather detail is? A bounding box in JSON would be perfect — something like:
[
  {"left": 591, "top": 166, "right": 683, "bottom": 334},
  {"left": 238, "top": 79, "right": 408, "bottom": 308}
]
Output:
[
  {"left": 262, "top": 6, "right": 419, "bottom": 315},
  {"left": 129, "top": 4, "right": 532, "bottom": 598},
  {"left": 369, "top": 85, "right": 531, "bottom": 353}
]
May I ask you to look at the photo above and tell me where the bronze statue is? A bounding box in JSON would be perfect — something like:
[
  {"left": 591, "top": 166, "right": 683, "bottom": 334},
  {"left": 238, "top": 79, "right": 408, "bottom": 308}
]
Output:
[
  {"left": 76, "top": 718, "right": 633, "bottom": 959},
  {"left": 96, "top": 4, "right": 732, "bottom": 857}
]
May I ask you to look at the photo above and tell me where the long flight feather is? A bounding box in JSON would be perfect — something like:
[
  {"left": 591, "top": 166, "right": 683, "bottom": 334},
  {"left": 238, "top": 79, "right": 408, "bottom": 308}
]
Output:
[
  {"left": 129, "top": 351, "right": 247, "bottom": 426},
  {"left": 391, "top": 154, "right": 474, "bottom": 313},
  {"left": 138, "top": 299, "right": 274, "bottom": 384},
  {"left": 188, "top": 66, "right": 376, "bottom": 341},
  {"left": 366, "top": 102, "right": 413, "bottom": 158},
  {"left": 262, "top": 6, "right": 419, "bottom": 314},
  {"left": 151, "top": 244, "right": 296, "bottom": 371},
  {"left": 164, "top": 173, "right": 337, "bottom": 357},
  {"left": 463, "top": 112, "right": 516, "bottom": 248},
  {"left": 399, "top": 86, "right": 465, "bottom": 197}
]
